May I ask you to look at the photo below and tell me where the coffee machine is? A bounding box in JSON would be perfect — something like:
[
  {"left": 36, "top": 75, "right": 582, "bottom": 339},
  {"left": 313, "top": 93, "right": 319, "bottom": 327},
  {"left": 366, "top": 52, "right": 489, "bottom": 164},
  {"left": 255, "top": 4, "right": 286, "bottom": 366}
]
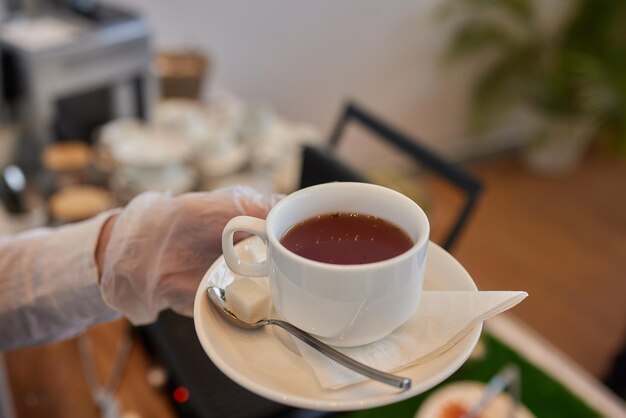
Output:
[{"left": 1, "top": 0, "right": 155, "bottom": 169}]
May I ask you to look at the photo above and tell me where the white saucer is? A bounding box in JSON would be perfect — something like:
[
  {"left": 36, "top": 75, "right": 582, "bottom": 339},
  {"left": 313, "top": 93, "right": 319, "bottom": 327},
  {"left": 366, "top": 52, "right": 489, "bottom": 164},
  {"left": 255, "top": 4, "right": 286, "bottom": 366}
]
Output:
[
  {"left": 193, "top": 237, "right": 482, "bottom": 411},
  {"left": 415, "top": 381, "right": 536, "bottom": 418}
]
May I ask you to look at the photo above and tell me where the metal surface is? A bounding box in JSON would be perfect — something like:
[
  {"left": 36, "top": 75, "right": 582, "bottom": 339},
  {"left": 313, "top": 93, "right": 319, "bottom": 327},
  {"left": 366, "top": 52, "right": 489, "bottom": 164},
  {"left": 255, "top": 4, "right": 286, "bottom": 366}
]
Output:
[
  {"left": 206, "top": 286, "right": 411, "bottom": 390},
  {"left": 78, "top": 330, "right": 133, "bottom": 418},
  {"left": 0, "top": 4, "right": 155, "bottom": 147}
]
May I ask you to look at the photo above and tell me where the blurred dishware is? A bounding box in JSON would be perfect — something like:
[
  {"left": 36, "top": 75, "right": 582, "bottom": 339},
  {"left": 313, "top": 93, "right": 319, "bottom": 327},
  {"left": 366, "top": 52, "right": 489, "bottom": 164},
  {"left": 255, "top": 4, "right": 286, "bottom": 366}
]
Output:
[
  {"left": 41, "top": 141, "right": 92, "bottom": 172},
  {"left": 154, "top": 99, "right": 251, "bottom": 179},
  {"left": 109, "top": 165, "right": 197, "bottom": 203},
  {"left": 97, "top": 118, "right": 197, "bottom": 201},
  {"left": 250, "top": 118, "right": 320, "bottom": 193},
  {"left": 102, "top": 125, "right": 191, "bottom": 168},
  {"left": 41, "top": 140, "right": 94, "bottom": 189},
  {"left": 415, "top": 380, "right": 534, "bottom": 418},
  {"left": 153, "top": 99, "right": 207, "bottom": 149},
  {"left": 49, "top": 184, "right": 114, "bottom": 223},
  {"left": 194, "top": 100, "right": 249, "bottom": 179},
  {"left": 461, "top": 365, "right": 519, "bottom": 418}
]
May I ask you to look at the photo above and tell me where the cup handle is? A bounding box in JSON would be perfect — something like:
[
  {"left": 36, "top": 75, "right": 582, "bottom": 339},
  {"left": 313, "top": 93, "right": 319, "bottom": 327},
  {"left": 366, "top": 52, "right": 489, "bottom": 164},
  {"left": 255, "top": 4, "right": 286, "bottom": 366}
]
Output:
[{"left": 221, "top": 216, "right": 269, "bottom": 277}]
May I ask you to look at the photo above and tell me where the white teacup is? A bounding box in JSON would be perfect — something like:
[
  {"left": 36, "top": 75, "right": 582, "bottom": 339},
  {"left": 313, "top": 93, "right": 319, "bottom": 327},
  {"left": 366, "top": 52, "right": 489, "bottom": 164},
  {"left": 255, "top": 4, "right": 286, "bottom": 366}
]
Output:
[{"left": 222, "top": 182, "right": 430, "bottom": 347}]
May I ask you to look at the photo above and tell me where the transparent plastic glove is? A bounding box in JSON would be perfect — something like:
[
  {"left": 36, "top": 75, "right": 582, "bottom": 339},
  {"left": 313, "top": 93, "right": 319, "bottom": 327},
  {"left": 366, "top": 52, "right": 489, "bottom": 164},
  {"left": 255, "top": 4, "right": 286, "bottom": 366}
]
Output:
[{"left": 100, "top": 186, "right": 280, "bottom": 324}]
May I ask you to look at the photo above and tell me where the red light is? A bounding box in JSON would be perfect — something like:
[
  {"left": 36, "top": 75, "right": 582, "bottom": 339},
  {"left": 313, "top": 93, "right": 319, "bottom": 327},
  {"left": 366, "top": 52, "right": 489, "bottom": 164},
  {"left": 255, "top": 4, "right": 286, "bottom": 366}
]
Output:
[{"left": 173, "top": 386, "right": 190, "bottom": 403}]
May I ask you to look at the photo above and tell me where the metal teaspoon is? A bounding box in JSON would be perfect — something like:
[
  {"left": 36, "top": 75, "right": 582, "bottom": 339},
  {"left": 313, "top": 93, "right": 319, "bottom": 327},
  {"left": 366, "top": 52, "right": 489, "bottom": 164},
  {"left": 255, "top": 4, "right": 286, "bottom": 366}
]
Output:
[{"left": 206, "top": 286, "right": 411, "bottom": 390}]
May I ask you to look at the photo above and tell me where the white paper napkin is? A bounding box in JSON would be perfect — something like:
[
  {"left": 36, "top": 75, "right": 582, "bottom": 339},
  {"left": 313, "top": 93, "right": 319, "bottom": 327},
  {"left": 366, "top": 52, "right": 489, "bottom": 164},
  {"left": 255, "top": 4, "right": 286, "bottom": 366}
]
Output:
[
  {"left": 218, "top": 238, "right": 527, "bottom": 390},
  {"left": 291, "top": 290, "right": 527, "bottom": 389}
]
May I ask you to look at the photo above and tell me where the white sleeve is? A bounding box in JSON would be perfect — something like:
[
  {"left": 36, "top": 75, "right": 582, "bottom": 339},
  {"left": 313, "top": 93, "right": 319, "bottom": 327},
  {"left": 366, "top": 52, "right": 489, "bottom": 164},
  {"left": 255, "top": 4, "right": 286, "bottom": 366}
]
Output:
[{"left": 0, "top": 210, "right": 122, "bottom": 351}]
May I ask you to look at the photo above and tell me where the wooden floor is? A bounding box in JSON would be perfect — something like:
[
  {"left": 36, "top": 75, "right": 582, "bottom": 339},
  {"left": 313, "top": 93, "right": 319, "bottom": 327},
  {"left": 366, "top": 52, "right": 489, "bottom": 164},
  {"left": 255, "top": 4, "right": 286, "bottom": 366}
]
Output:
[
  {"left": 433, "top": 150, "right": 626, "bottom": 379},
  {"left": 4, "top": 150, "right": 626, "bottom": 417},
  {"left": 4, "top": 320, "right": 177, "bottom": 418}
]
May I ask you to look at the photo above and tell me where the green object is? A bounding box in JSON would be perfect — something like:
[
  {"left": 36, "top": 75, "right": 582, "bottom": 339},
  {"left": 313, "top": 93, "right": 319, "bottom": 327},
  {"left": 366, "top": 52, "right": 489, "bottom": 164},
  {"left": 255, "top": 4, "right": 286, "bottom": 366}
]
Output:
[
  {"left": 336, "top": 333, "right": 602, "bottom": 418},
  {"left": 439, "top": 0, "right": 626, "bottom": 154}
]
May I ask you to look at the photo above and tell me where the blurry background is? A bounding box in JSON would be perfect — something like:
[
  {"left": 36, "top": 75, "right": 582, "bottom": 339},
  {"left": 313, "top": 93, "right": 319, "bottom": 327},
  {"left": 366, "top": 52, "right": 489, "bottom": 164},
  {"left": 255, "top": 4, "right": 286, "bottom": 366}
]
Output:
[
  {"left": 112, "top": 0, "right": 558, "bottom": 157},
  {"left": 1, "top": 0, "right": 625, "bottom": 417}
]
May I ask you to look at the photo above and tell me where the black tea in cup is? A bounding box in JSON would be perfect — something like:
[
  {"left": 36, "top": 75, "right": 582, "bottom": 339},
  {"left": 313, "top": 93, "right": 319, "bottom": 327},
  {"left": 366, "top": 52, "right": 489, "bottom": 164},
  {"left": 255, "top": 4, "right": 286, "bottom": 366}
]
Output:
[{"left": 280, "top": 212, "right": 413, "bottom": 265}]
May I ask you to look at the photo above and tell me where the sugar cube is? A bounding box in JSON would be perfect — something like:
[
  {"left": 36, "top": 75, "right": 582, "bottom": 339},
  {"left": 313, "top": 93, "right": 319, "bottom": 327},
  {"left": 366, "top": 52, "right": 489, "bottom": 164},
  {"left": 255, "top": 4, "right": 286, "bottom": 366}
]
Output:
[{"left": 225, "top": 277, "right": 270, "bottom": 323}]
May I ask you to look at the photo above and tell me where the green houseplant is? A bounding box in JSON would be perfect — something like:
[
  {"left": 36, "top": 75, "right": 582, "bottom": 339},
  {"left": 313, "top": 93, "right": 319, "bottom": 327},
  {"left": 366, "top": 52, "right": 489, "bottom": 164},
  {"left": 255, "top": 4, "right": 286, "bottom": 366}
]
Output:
[{"left": 440, "top": 0, "right": 626, "bottom": 172}]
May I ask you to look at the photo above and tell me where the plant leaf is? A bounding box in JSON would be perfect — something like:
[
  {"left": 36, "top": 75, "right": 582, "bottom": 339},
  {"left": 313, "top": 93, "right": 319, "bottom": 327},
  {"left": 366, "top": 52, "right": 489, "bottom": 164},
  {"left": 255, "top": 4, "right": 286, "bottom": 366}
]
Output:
[
  {"left": 437, "top": 0, "right": 534, "bottom": 24},
  {"left": 444, "top": 19, "right": 520, "bottom": 64},
  {"left": 469, "top": 55, "right": 527, "bottom": 131}
]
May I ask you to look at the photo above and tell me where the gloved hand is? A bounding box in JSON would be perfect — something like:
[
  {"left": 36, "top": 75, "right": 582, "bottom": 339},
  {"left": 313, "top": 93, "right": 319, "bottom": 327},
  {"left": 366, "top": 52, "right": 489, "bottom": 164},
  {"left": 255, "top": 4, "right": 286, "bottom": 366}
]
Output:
[{"left": 99, "top": 186, "right": 279, "bottom": 324}]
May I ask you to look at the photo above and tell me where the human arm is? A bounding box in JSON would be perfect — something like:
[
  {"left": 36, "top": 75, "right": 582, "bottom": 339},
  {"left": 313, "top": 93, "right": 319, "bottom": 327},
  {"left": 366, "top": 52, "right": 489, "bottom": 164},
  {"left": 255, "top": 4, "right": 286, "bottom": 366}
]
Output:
[
  {"left": 95, "top": 213, "right": 117, "bottom": 279},
  {"left": 0, "top": 211, "right": 121, "bottom": 351},
  {"left": 0, "top": 186, "right": 278, "bottom": 350}
]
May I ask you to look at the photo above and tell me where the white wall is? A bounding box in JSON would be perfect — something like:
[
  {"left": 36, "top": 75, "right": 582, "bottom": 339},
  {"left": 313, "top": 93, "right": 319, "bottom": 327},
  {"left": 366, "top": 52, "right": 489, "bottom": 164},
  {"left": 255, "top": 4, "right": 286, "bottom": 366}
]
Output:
[{"left": 115, "top": 0, "right": 490, "bottom": 157}]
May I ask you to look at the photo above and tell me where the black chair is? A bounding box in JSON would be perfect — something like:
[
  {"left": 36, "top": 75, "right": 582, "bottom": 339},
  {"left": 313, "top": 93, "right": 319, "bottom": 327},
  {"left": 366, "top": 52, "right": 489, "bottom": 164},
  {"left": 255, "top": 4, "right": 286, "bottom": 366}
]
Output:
[
  {"left": 301, "top": 101, "right": 482, "bottom": 252},
  {"left": 605, "top": 331, "right": 626, "bottom": 399},
  {"left": 299, "top": 145, "right": 367, "bottom": 188}
]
